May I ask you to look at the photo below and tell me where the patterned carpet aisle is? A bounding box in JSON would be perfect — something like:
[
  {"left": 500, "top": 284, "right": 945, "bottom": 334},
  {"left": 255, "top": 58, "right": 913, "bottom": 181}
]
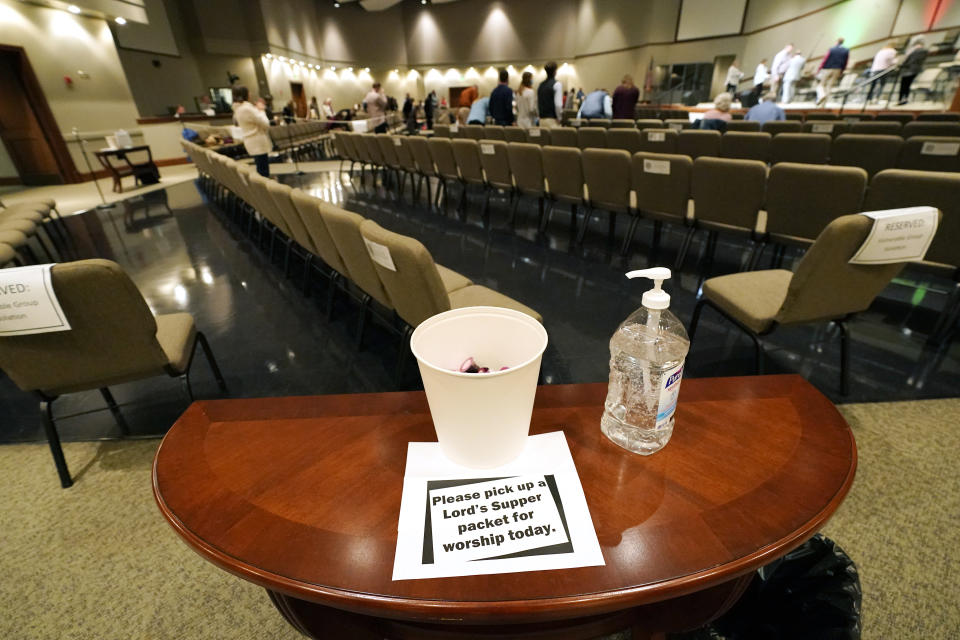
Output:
[{"left": 0, "top": 398, "right": 957, "bottom": 639}]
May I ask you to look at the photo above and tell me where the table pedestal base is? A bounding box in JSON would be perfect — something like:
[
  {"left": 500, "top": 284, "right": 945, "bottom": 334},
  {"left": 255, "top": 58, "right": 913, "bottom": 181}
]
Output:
[{"left": 267, "top": 574, "right": 751, "bottom": 640}]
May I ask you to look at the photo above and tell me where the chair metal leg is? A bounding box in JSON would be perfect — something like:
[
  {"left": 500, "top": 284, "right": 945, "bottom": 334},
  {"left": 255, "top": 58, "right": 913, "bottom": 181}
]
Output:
[
  {"left": 835, "top": 319, "right": 850, "bottom": 396},
  {"left": 689, "top": 299, "right": 706, "bottom": 342},
  {"left": 196, "top": 331, "right": 229, "bottom": 394},
  {"left": 355, "top": 294, "right": 372, "bottom": 350},
  {"left": 99, "top": 387, "right": 130, "bottom": 435},
  {"left": 395, "top": 325, "right": 414, "bottom": 387},
  {"left": 675, "top": 226, "right": 696, "bottom": 270},
  {"left": 750, "top": 332, "right": 765, "bottom": 375},
  {"left": 302, "top": 254, "right": 313, "bottom": 295},
  {"left": 39, "top": 397, "right": 72, "bottom": 488},
  {"left": 576, "top": 207, "right": 591, "bottom": 245}
]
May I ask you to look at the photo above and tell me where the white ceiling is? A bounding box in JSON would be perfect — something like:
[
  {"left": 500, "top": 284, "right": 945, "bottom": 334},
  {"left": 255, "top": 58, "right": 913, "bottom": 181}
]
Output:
[{"left": 341, "top": 0, "right": 461, "bottom": 11}]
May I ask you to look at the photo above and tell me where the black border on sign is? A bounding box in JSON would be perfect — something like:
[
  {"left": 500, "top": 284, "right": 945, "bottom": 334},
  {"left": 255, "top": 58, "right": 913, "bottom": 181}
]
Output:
[{"left": 422, "top": 474, "right": 573, "bottom": 565}]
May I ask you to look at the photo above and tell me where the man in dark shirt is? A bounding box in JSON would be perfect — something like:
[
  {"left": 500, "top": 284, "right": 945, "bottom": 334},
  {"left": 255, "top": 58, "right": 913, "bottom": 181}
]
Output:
[
  {"left": 816, "top": 37, "right": 849, "bottom": 105},
  {"left": 488, "top": 69, "right": 514, "bottom": 126},
  {"left": 611, "top": 75, "right": 640, "bottom": 120}
]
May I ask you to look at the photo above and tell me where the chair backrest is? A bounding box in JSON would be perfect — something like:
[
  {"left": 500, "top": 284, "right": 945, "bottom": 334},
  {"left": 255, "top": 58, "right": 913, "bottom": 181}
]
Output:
[
  {"left": 525, "top": 127, "right": 551, "bottom": 145},
  {"left": 774, "top": 214, "right": 918, "bottom": 326},
  {"left": 677, "top": 130, "right": 721, "bottom": 159},
  {"left": 289, "top": 189, "right": 350, "bottom": 276},
  {"left": 578, "top": 127, "right": 607, "bottom": 150},
  {"left": 692, "top": 156, "right": 766, "bottom": 235},
  {"left": 785, "top": 113, "right": 804, "bottom": 121},
  {"left": 606, "top": 129, "right": 643, "bottom": 155},
  {"left": 830, "top": 134, "right": 903, "bottom": 178},
  {"left": 542, "top": 146, "right": 584, "bottom": 204},
  {"left": 451, "top": 138, "right": 484, "bottom": 184},
  {"left": 725, "top": 120, "right": 762, "bottom": 132},
  {"left": 0, "top": 259, "right": 167, "bottom": 395},
  {"left": 428, "top": 137, "right": 460, "bottom": 180},
  {"left": 507, "top": 142, "right": 545, "bottom": 196},
  {"left": 550, "top": 127, "right": 579, "bottom": 148},
  {"left": 664, "top": 119, "right": 690, "bottom": 131},
  {"left": 896, "top": 137, "right": 960, "bottom": 173},
  {"left": 638, "top": 128, "right": 679, "bottom": 154},
  {"left": 392, "top": 136, "right": 418, "bottom": 172},
  {"left": 434, "top": 124, "right": 451, "bottom": 138},
  {"left": 265, "top": 180, "right": 316, "bottom": 252},
  {"left": 849, "top": 121, "right": 902, "bottom": 136},
  {"left": 362, "top": 134, "right": 385, "bottom": 165},
  {"left": 631, "top": 152, "right": 692, "bottom": 222},
  {"left": 610, "top": 119, "right": 635, "bottom": 129},
  {"left": 720, "top": 132, "right": 771, "bottom": 162},
  {"left": 770, "top": 133, "right": 832, "bottom": 165},
  {"left": 332, "top": 132, "right": 350, "bottom": 159},
  {"left": 865, "top": 169, "right": 960, "bottom": 268},
  {"left": 376, "top": 135, "right": 401, "bottom": 168},
  {"left": 246, "top": 174, "right": 290, "bottom": 235},
  {"left": 589, "top": 118, "right": 612, "bottom": 128},
  {"left": 478, "top": 139, "right": 513, "bottom": 190},
  {"left": 582, "top": 148, "right": 631, "bottom": 212},
  {"left": 407, "top": 136, "right": 438, "bottom": 177},
  {"left": 461, "top": 124, "right": 485, "bottom": 140},
  {"left": 318, "top": 203, "right": 392, "bottom": 308},
  {"left": 903, "top": 122, "right": 960, "bottom": 138},
  {"left": 764, "top": 163, "right": 867, "bottom": 246},
  {"left": 916, "top": 113, "right": 960, "bottom": 121},
  {"left": 357, "top": 219, "right": 450, "bottom": 327},
  {"left": 635, "top": 119, "right": 664, "bottom": 129},
  {"left": 503, "top": 127, "right": 527, "bottom": 143},
  {"left": 805, "top": 112, "right": 839, "bottom": 121},
  {"left": 802, "top": 121, "right": 850, "bottom": 138},
  {"left": 340, "top": 132, "right": 362, "bottom": 163},
  {"left": 351, "top": 132, "right": 373, "bottom": 163},
  {"left": 875, "top": 113, "right": 915, "bottom": 125},
  {"left": 762, "top": 120, "right": 803, "bottom": 135},
  {"left": 482, "top": 125, "right": 506, "bottom": 141}
]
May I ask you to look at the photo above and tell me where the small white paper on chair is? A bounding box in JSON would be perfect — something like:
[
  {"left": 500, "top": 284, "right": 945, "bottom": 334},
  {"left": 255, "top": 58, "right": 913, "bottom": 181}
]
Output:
[
  {"left": 849, "top": 207, "right": 939, "bottom": 265},
  {"left": 0, "top": 264, "right": 71, "bottom": 336},
  {"left": 921, "top": 141, "right": 959, "bottom": 156},
  {"left": 364, "top": 238, "right": 397, "bottom": 271}
]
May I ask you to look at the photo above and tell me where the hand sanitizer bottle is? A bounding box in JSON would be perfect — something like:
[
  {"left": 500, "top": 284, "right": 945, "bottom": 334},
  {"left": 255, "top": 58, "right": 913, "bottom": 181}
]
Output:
[{"left": 601, "top": 268, "right": 690, "bottom": 455}]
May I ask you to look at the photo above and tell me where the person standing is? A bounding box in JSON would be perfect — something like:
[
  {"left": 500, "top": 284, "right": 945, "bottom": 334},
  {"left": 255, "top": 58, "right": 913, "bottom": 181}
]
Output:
[
  {"left": 460, "top": 84, "right": 479, "bottom": 109},
  {"left": 867, "top": 42, "right": 897, "bottom": 102},
  {"left": 816, "top": 38, "right": 849, "bottom": 106},
  {"left": 322, "top": 98, "right": 335, "bottom": 120},
  {"left": 576, "top": 87, "right": 585, "bottom": 105},
  {"left": 564, "top": 89, "right": 575, "bottom": 110},
  {"left": 725, "top": 60, "right": 744, "bottom": 95},
  {"left": 489, "top": 68, "right": 515, "bottom": 126},
  {"left": 424, "top": 90, "right": 437, "bottom": 130},
  {"left": 402, "top": 93, "right": 413, "bottom": 121},
  {"left": 233, "top": 87, "right": 272, "bottom": 177},
  {"left": 537, "top": 62, "right": 564, "bottom": 128},
  {"left": 612, "top": 74, "right": 640, "bottom": 120},
  {"left": 282, "top": 101, "right": 295, "bottom": 124},
  {"left": 467, "top": 96, "right": 490, "bottom": 124},
  {"left": 745, "top": 92, "right": 786, "bottom": 125},
  {"left": 782, "top": 51, "right": 806, "bottom": 103},
  {"left": 752, "top": 58, "right": 769, "bottom": 103},
  {"left": 770, "top": 44, "right": 794, "bottom": 100},
  {"left": 308, "top": 97, "right": 320, "bottom": 120},
  {"left": 364, "top": 82, "right": 388, "bottom": 133},
  {"left": 578, "top": 88, "right": 612, "bottom": 120},
  {"left": 516, "top": 72, "right": 537, "bottom": 128},
  {"left": 898, "top": 39, "right": 928, "bottom": 105}
]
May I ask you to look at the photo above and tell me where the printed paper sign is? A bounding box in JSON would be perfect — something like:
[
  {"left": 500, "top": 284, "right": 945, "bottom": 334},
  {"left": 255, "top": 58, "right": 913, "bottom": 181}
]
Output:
[
  {"left": 393, "top": 431, "right": 604, "bottom": 580},
  {"left": 393, "top": 137, "right": 402, "bottom": 146},
  {"left": 363, "top": 238, "right": 397, "bottom": 271},
  {"left": 0, "top": 264, "right": 71, "bottom": 336},
  {"left": 450, "top": 123, "right": 459, "bottom": 133},
  {"left": 668, "top": 123, "right": 683, "bottom": 131},
  {"left": 648, "top": 131, "right": 666, "bottom": 142},
  {"left": 481, "top": 143, "right": 495, "bottom": 155},
  {"left": 921, "top": 141, "right": 959, "bottom": 156},
  {"left": 351, "top": 119, "right": 369, "bottom": 133},
  {"left": 811, "top": 123, "right": 834, "bottom": 133},
  {"left": 529, "top": 128, "right": 541, "bottom": 137},
  {"left": 849, "top": 207, "right": 939, "bottom": 265},
  {"left": 643, "top": 159, "right": 670, "bottom": 175}
]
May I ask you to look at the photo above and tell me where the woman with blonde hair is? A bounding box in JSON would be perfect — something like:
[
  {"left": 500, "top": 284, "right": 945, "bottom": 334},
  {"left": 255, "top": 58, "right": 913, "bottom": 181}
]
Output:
[
  {"left": 517, "top": 71, "right": 538, "bottom": 128},
  {"left": 702, "top": 92, "right": 734, "bottom": 121}
]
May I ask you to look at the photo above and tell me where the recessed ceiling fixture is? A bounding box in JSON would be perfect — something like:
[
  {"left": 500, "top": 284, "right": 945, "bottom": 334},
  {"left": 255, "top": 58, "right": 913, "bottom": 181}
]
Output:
[
  {"left": 114, "top": 16, "right": 126, "bottom": 25},
  {"left": 67, "top": 4, "right": 81, "bottom": 13},
  {"left": 333, "top": 2, "right": 341, "bottom": 7}
]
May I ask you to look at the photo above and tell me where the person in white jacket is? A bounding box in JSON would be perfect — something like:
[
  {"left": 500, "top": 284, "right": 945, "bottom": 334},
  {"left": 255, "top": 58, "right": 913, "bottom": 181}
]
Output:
[
  {"left": 516, "top": 71, "right": 538, "bottom": 128},
  {"left": 782, "top": 52, "right": 806, "bottom": 103},
  {"left": 770, "top": 44, "right": 794, "bottom": 100},
  {"left": 233, "top": 86, "right": 272, "bottom": 176}
]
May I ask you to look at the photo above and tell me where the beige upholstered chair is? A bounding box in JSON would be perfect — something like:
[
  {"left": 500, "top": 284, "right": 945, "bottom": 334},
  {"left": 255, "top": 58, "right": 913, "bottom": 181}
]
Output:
[
  {"left": 902, "top": 122, "right": 960, "bottom": 138},
  {"left": 376, "top": 135, "right": 403, "bottom": 197},
  {"left": 503, "top": 127, "right": 526, "bottom": 143},
  {"left": 525, "top": 127, "right": 551, "bottom": 145},
  {"left": 542, "top": 146, "right": 585, "bottom": 234},
  {"left": 482, "top": 125, "right": 506, "bottom": 141},
  {"left": 896, "top": 137, "right": 960, "bottom": 173},
  {"left": 477, "top": 139, "right": 514, "bottom": 222},
  {"left": 0, "top": 259, "right": 227, "bottom": 487},
  {"left": 461, "top": 124, "right": 484, "bottom": 140},
  {"left": 626, "top": 152, "right": 694, "bottom": 262},
  {"left": 549, "top": 127, "right": 579, "bottom": 148},
  {"left": 590, "top": 118, "right": 612, "bottom": 128},
  {"left": 725, "top": 120, "right": 761, "bottom": 132},
  {"left": 638, "top": 128, "right": 679, "bottom": 154},
  {"left": 428, "top": 137, "right": 461, "bottom": 212},
  {"left": 434, "top": 124, "right": 451, "bottom": 138},
  {"left": 0, "top": 242, "right": 17, "bottom": 266},
  {"left": 688, "top": 213, "right": 937, "bottom": 394},
  {"left": 577, "top": 127, "right": 607, "bottom": 150},
  {"left": 606, "top": 129, "right": 643, "bottom": 155},
  {"left": 580, "top": 148, "right": 631, "bottom": 245},
  {"left": 830, "top": 134, "right": 903, "bottom": 178},
  {"left": 770, "top": 133, "right": 832, "bottom": 164},
  {"left": 289, "top": 190, "right": 351, "bottom": 308},
  {"left": 391, "top": 136, "right": 420, "bottom": 202},
  {"left": 610, "top": 119, "right": 635, "bottom": 129},
  {"left": 677, "top": 130, "right": 721, "bottom": 159},
  {"left": 663, "top": 119, "right": 691, "bottom": 131},
  {"left": 849, "top": 121, "right": 902, "bottom": 136},
  {"left": 507, "top": 142, "right": 547, "bottom": 227},
  {"left": 451, "top": 139, "right": 484, "bottom": 214},
  {"left": 761, "top": 121, "right": 803, "bottom": 135},
  {"left": 635, "top": 119, "right": 664, "bottom": 130},
  {"left": 720, "top": 132, "right": 772, "bottom": 162},
  {"left": 801, "top": 121, "right": 850, "bottom": 138},
  {"left": 406, "top": 136, "right": 441, "bottom": 207}
]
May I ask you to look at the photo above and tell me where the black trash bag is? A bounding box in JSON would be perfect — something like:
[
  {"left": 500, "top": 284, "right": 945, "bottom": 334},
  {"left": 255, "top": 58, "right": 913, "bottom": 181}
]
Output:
[{"left": 669, "top": 534, "right": 861, "bottom": 640}]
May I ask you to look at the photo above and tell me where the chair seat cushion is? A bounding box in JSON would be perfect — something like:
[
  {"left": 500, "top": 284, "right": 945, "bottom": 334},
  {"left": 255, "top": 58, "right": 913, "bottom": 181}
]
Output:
[
  {"left": 0, "top": 208, "right": 45, "bottom": 224},
  {"left": 2, "top": 202, "right": 50, "bottom": 216},
  {"left": 437, "top": 265, "right": 473, "bottom": 293},
  {"left": 0, "top": 229, "right": 28, "bottom": 247},
  {"left": 156, "top": 313, "right": 197, "bottom": 374},
  {"left": 0, "top": 218, "right": 37, "bottom": 234},
  {"left": 448, "top": 285, "right": 543, "bottom": 323},
  {"left": 0, "top": 243, "right": 15, "bottom": 265},
  {"left": 702, "top": 269, "right": 793, "bottom": 334}
]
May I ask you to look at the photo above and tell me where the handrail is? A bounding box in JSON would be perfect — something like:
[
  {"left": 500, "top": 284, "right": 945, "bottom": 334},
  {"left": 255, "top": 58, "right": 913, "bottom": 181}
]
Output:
[{"left": 835, "top": 65, "right": 903, "bottom": 114}]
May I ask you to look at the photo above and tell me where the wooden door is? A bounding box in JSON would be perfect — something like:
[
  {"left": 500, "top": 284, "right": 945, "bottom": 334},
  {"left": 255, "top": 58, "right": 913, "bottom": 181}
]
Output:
[
  {"left": 0, "top": 51, "right": 63, "bottom": 185},
  {"left": 449, "top": 86, "right": 466, "bottom": 108},
  {"left": 290, "top": 82, "right": 307, "bottom": 118}
]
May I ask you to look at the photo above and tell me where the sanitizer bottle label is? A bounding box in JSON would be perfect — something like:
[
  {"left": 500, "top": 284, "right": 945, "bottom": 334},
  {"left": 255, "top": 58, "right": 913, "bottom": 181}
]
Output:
[{"left": 656, "top": 363, "right": 684, "bottom": 429}]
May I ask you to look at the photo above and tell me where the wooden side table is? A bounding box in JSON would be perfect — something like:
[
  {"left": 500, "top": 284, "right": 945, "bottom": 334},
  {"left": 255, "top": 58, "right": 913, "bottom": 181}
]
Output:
[{"left": 93, "top": 145, "right": 159, "bottom": 193}]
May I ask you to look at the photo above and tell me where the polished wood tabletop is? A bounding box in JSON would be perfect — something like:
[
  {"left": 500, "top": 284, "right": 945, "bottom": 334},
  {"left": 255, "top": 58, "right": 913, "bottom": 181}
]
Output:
[{"left": 153, "top": 375, "right": 856, "bottom": 629}]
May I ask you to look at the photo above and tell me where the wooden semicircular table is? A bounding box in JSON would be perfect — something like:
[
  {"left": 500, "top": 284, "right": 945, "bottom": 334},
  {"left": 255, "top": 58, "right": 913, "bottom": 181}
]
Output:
[{"left": 153, "top": 375, "right": 856, "bottom": 640}]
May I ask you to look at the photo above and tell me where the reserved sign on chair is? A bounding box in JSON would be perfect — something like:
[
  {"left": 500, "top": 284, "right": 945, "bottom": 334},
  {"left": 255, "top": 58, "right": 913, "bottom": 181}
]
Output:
[
  {"left": 850, "top": 207, "right": 939, "bottom": 265},
  {"left": 0, "top": 264, "right": 71, "bottom": 336}
]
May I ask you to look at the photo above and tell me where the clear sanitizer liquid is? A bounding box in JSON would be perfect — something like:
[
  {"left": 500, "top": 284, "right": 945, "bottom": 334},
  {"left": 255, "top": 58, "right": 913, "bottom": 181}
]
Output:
[{"left": 601, "top": 269, "right": 689, "bottom": 455}]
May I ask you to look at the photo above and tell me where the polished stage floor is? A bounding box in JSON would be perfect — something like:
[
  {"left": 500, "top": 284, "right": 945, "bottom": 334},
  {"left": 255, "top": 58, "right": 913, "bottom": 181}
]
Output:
[{"left": 1, "top": 161, "right": 958, "bottom": 443}]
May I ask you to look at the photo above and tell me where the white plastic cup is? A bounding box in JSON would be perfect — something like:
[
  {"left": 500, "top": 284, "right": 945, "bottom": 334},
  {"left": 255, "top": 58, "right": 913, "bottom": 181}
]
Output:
[{"left": 410, "top": 306, "right": 548, "bottom": 468}]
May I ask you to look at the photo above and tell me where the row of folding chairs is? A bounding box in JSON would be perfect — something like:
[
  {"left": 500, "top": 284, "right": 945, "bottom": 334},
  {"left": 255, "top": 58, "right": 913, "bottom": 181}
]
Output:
[
  {"left": 181, "top": 138, "right": 540, "bottom": 376},
  {"left": 425, "top": 126, "right": 960, "bottom": 175},
  {"left": 269, "top": 121, "right": 334, "bottom": 160},
  {"left": 0, "top": 197, "right": 72, "bottom": 268},
  {"left": 584, "top": 110, "right": 960, "bottom": 125}
]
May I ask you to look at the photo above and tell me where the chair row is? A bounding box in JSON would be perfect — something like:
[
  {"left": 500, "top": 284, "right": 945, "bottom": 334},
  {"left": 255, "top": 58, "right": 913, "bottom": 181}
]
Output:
[
  {"left": 181, "top": 139, "right": 541, "bottom": 358},
  {"left": 0, "top": 197, "right": 71, "bottom": 268},
  {"left": 269, "top": 121, "right": 334, "bottom": 159}
]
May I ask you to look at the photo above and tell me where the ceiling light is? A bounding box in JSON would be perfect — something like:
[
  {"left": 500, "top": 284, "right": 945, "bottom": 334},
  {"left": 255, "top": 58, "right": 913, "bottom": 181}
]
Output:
[
  {"left": 363, "top": 67, "right": 370, "bottom": 72},
  {"left": 114, "top": 16, "right": 126, "bottom": 25},
  {"left": 67, "top": 4, "right": 81, "bottom": 13},
  {"left": 333, "top": 1, "right": 340, "bottom": 6},
  {"left": 421, "top": 0, "right": 427, "bottom": 4}
]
